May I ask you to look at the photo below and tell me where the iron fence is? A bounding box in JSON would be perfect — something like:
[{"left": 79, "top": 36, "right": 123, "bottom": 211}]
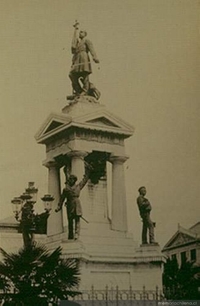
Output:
[{"left": 67, "top": 286, "right": 165, "bottom": 306}]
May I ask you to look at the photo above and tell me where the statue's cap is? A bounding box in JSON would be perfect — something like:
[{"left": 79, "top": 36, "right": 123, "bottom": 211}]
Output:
[
  {"left": 80, "top": 30, "right": 87, "bottom": 36},
  {"left": 138, "top": 186, "right": 146, "bottom": 192},
  {"left": 65, "top": 174, "right": 77, "bottom": 184}
]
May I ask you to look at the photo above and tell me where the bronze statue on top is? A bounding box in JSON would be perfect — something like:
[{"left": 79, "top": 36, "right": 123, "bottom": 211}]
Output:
[{"left": 68, "top": 21, "right": 101, "bottom": 100}]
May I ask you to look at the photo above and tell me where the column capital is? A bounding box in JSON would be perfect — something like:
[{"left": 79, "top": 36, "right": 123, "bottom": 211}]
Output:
[
  {"left": 109, "top": 155, "right": 129, "bottom": 164},
  {"left": 43, "top": 160, "right": 58, "bottom": 168},
  {"left": 67, "top": 150, "right": 88, "bottom": 160}
]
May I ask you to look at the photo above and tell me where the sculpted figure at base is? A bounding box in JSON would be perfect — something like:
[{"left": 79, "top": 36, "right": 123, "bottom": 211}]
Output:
[
  {"left": 137, "top": 186, "right": 156, "bottom": 245},
  {"left": 55, "top": 164, "right": 91, "bottom": 240},
  {"left": 68, "top": 20, "right": 100, "bottom": 99}
]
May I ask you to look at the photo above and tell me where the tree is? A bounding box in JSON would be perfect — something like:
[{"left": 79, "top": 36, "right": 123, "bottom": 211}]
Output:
[
  {"left": 163, "top": 256, "right": 179, "bottom": 299},
  {"left": 163, "top": 257, "right": 200, "bottom": 300},
  {"left": 0, "top": 244, "right": 80, "bottom": 305}
]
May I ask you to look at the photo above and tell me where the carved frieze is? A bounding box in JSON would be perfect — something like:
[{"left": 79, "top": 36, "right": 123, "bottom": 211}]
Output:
[{"left": 46, "top": 128, "right": 124, "bottom": 153}]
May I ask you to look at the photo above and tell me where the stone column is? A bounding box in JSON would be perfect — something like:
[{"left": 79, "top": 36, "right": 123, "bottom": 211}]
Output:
[
  {"left": 45, "top": 161, "right": 63, "bottom": 236},
  {"left": 67, "top": 151, "right": 88, "bottom": 180},
  {"left": 67, "top": 150, "right": 89, "bottom": 220},
  {"left": 109, "top": 155, "right": 129, "bottom": 232}
]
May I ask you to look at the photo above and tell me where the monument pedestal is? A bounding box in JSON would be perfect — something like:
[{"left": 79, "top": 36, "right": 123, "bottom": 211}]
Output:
[
  {"left": 132, "top": 244, "right": 164, "bottom": 290},
  {"left": 45, "top": 225, "right": 163, "bottom": 290},
  {"left": 35, "top": 96, "right": 164, "bottom": 291}
]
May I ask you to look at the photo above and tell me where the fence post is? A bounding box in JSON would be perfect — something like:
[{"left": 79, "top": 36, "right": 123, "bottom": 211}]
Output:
[
  {"left": 156, "top": 286, "right": 159, "bottom": 302},
  {"left": 143, "top": 285, "right": 146, "bottom": 300},
  {"left": 105, "top": 285, "right": 108, "bottom": 306},
  {"left": 111, "top": 287, "right": 114, "bottom": 301},
  {"left": 91, "top": 285, "right": 94, "bottom": 306},
  {"left": 129, "top": 285, "right": 132, "bottom": 299},
  {"left": 129, "top": 285, "right": 133, "bottom": 306},
  {"left": 116, "top": 285, "right": 119, "bottom": 306}
]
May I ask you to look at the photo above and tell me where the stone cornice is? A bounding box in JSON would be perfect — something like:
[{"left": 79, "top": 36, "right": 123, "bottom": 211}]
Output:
[
  {"left": 35, "top": 107, "right": 134, "bottom": 145},
  {"left": 44, "top": 129, "right": 125, "bottom": 154},
  {"left": 0, "top": 223, "right": 19, "bottom": 232},
  {"left": 37, "top": 122, "right": 133, "bottom": 145},
  {"left": 61, "top": 250, "right": 165, "bottom": 264}
]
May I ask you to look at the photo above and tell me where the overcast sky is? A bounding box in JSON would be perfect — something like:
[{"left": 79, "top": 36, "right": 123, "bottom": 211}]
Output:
[{"left": 0, "top": 0, "right": 200, "bottom": 247}]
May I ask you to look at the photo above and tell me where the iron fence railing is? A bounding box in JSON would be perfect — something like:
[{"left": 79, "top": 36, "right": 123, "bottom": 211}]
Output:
[{"left": 68, "top": 286, "right": 165, "bottom": 305}]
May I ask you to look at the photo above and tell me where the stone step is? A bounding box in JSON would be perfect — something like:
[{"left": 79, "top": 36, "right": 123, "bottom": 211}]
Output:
[{"left": 79, "top": 235, "right": 137, "bottom": 248}]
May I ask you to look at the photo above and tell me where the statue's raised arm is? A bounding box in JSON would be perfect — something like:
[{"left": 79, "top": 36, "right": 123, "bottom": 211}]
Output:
[
  {"left": 71, "top": 20, "right": 79, "bottom": 52},
  {"left": 55, "top": 163, "right": 93, "bottom": 240},
  {"left": 68, "top": 21, "right": 101, "bottom": 100}
]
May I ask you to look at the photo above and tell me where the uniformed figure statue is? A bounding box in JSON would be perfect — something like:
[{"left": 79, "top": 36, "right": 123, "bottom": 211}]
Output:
[
  {"left": 137, "top": 186, "right": 156, "bottom": 245},
  {"left": 55, "top": 164, "right": 91, "bottom": 240},
  {"left": 68, "top": 20, "right": 100, "bottom": 98}
]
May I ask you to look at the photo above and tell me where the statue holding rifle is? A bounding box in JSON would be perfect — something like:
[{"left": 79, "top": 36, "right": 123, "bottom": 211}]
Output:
[{"left": 68, "top": 20, "right": 100, "bottom": 100}]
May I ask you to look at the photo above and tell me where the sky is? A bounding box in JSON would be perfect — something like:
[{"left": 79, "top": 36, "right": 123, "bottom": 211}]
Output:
[{"left": 0, "top": 0, "right": 200, "bottom": 247}]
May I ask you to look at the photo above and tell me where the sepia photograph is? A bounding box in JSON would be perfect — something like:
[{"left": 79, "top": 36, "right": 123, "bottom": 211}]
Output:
[{"left": 0, "top": 0, "right": 199, "bottom": 304}]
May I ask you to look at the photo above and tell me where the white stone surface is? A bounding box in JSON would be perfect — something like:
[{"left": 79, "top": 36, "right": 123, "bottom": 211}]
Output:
[
  {"left": 46, "top": 162, "right": 63, "bottom": 235},
  {"left": 36, "top": 97, "right": 164, "bottom": 291}
]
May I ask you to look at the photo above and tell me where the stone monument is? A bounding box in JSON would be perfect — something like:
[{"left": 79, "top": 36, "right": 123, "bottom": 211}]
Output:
[{"left": 35, "top": 22, "right": 164, "bottom": 291}]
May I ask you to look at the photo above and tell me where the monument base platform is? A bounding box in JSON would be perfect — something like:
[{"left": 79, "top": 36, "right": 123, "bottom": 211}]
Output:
[{"left": 45, "top": 223, "right": 164, "bottom": 291}]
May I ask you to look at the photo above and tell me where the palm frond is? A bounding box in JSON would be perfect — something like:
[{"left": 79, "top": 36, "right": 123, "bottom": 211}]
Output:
[{"left": 0, "top": 244, "right": 80, "bottom": 303}]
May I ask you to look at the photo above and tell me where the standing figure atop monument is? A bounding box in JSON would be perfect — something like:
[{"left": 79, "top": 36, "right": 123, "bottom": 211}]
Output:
[
  {"left": 68, "top": 20, "right": 100, "bottom": 99},
  {"left": 137, "top": 186, "right": 156, "bottom": 245},
  {"left": 55, "top": 164, "right": 92, "bottom": 240}
]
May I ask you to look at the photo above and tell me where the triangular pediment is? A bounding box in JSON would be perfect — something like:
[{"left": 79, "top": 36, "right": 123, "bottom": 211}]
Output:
[
  {"left": 163, "top": 229, "right": 197, "bottom": 251},
  {"left": 74, "top": 109, "right": 134, "bottom": 134},
  {"left": 86, "top": 117, "right": 120, "bottom": 128},
  {"left": 35, "top": 113, "right": 72, "bottom": 142},
  {"left": 35, "top": 106, "right": 134, "bottom": 144},
  {"left": 44, "top": 120, "right": 64, "bottom": 134},
  {"left": 168, "top": 233, "right": 196, "bottom": 248}
]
